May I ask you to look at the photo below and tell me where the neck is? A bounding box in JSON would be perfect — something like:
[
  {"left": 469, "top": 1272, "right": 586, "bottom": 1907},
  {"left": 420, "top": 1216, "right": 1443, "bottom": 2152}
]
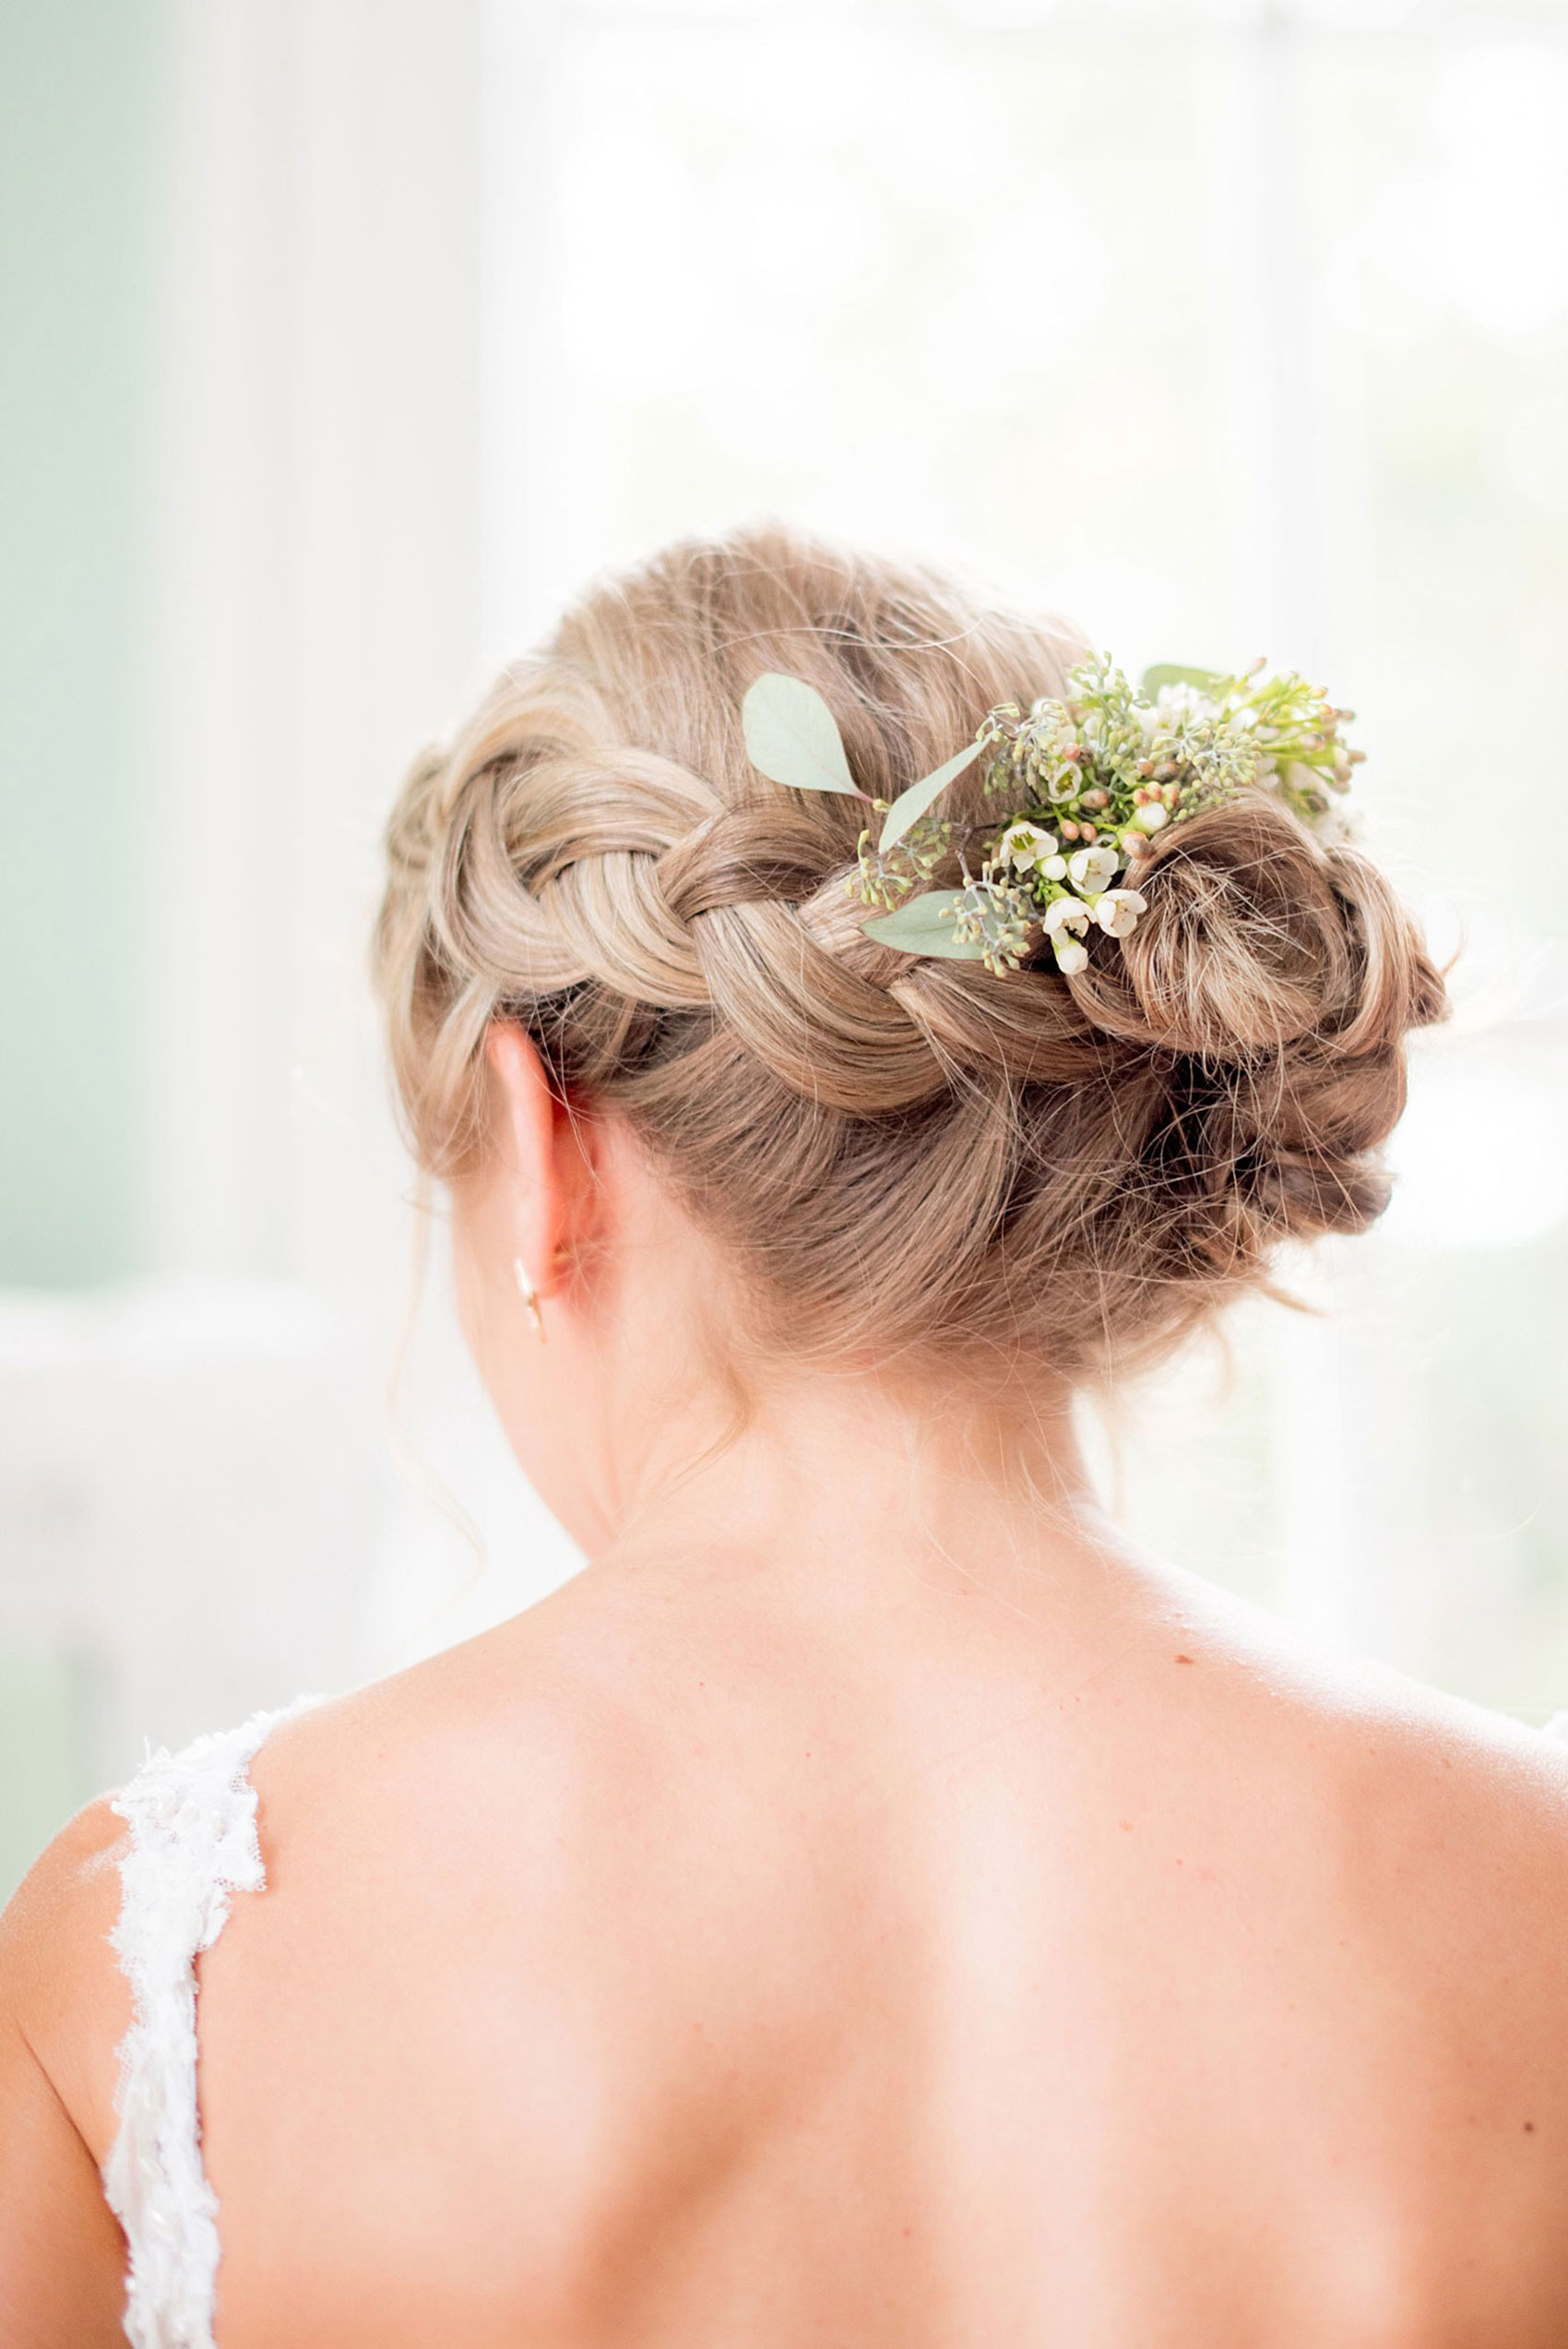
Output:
[{"left": 587, "top": 1352, "right": 1115, "bottom": 1627}]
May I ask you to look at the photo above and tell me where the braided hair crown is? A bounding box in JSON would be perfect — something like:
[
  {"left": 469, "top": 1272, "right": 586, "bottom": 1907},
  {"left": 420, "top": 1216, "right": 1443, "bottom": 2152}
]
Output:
[{"left": 375, "top": 524, "right": 1444, "bottom": 1378}]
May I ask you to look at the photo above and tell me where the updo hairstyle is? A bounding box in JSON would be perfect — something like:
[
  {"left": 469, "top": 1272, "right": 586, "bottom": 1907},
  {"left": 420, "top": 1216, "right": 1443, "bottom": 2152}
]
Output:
[{"left": 374, "top": 526, "right": 1445, "bottom": 1381}]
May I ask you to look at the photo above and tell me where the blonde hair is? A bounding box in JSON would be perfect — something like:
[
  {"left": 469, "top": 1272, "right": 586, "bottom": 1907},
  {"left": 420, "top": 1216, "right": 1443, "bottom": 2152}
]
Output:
[{"left": 374, "top": 525, "right": 1444, "bottom": 1382}]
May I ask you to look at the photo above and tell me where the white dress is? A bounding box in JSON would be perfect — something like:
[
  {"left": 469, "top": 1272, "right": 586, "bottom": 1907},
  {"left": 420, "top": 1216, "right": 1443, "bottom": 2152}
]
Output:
[
  {"left": 103, "top": 1699, "right": 321, "bottom": 2349},
  {"left": 100, "top": 1696, "right": 1568, "bottom": 2348}
]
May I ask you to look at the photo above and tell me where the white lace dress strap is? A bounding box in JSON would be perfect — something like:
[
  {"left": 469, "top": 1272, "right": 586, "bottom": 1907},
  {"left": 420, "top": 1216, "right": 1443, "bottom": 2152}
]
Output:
[{"left": 102, "top": 1696, "right": 323, "bottom": 2349}]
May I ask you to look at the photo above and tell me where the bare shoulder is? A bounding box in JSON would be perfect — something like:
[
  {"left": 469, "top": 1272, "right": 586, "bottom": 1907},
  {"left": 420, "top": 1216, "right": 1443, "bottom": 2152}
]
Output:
[
  {"left": 238, "top": 1610, "right": 695, "bottom": 1983},
  {"left": 247, "top": 1604, "right": 652, "bottom": 1840},
  {"left": 196, "top": 1619, "right": 725, "bottom": 2319},
  {"left": 0, "top": 1800, "right": 133, "bottom": 2344},
  {"left": 1176, "top": 1565, "right": 1568, "bottom": 1969},
  {"left": 0, "top": 1795, "right": 133, "bottom": 2152},
  {"left": 0, "top": 1795, "right": 126, "bottom": 1973},
  {"left": 1342, "top": 1671, "right": 1568, "bottom": 1958}
]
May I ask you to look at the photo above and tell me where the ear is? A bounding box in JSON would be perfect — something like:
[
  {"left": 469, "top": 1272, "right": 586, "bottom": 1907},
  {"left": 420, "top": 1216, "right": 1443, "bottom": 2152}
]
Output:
[{"left": 483, "top": 1023, "right": 588, "bottom": 1299}]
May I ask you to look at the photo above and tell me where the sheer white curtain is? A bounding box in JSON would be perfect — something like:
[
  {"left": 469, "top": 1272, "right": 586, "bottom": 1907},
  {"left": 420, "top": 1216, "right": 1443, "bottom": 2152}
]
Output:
[{"left": 138, "top": 0, "right": 579, "bottom": 1725}]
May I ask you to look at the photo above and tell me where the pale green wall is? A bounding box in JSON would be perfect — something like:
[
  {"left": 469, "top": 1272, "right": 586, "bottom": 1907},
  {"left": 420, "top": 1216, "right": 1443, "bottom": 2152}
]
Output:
[
  {"left": 0, "top": 1651, "right": 94, "bottom": 1899},
  {"left": 0, "top": 0, "right": 161, "bottom": 1285}
]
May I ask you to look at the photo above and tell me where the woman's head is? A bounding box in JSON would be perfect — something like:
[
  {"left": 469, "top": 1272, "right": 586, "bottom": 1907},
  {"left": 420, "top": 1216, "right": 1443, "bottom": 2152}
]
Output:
[{"left": 375, "top": 525, "right": 1443, "bottom": 1513}]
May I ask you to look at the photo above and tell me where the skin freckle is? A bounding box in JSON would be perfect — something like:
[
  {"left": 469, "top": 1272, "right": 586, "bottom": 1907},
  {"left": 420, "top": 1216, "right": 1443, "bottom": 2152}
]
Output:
[{"left": 1175, "top": 1654, "right": 1194, "bottom": 1665}]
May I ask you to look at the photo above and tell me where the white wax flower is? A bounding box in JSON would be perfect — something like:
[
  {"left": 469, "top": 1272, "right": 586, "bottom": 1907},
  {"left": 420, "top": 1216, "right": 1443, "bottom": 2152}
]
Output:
[
  {"left": 1067, "top": 844, "right": 1120, "bottom": 892},
  {"left": 998, "top": 819, "right": 1058, "bottom": 873},
  {"left": 1051, "top": 936, "right": 1089, "bottom": 976},
  {"left": 1043, "top": 896, "right": 1093, "bottom": 937},
  {"left": 1094, "top": 888, "right": 1147, "bottom": 937},
  {"left": 1132, "top": 801, "right": 1169, "bottom": 834}
]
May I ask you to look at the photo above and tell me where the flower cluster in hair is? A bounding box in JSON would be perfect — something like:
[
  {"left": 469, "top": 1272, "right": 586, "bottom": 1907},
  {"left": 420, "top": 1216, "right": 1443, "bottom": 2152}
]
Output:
[
  {"left": 741, "top": 656, "right": 1361, "bottom": 980},
  {"left": 951, "top": 656, "right": 1361, "bottom": 972}
]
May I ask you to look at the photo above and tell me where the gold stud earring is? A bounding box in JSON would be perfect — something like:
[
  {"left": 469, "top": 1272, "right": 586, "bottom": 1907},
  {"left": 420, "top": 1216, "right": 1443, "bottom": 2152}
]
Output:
[{"left": 512, "top": 1257, "right": 547, "bottom": 1343}]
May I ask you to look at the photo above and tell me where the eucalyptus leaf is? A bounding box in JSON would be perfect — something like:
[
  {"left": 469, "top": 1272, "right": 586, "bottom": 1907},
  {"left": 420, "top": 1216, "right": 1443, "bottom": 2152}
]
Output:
[
  {"left": 862, "top": 890, "right": 989, "bottom": 960},
  {"left": 742, "top": 672, "right": 861, "bottom": 796},
  {"left": 877, "top": 741, "right": 980, "bottom": 854},
  {"left": 1140, "top": 662, "right": 1226, "bottom": 699}
]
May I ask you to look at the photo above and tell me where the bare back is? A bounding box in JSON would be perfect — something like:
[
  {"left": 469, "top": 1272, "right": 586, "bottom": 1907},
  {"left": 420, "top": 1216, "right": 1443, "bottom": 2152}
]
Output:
[{"left": 96, "top": 1537, "right": 1568, "bottom": 2349}]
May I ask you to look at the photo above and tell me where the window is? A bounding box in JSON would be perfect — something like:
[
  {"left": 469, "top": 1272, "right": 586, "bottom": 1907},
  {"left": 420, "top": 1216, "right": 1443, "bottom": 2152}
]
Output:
[{"left": 477, "top": 0, "right": 1568, "bottom": 1713}]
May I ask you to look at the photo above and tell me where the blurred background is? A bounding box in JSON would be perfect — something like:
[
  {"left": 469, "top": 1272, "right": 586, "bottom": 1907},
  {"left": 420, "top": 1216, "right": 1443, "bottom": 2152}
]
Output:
[{"left": 4, "top": 0, "right": 1568, "bottom": 1897}]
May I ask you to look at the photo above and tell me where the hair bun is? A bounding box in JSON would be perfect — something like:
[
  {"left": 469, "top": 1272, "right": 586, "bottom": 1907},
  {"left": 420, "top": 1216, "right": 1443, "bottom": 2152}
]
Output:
[{"left": 1070, "top": 796, "right": 1389, "bottom": 1060}]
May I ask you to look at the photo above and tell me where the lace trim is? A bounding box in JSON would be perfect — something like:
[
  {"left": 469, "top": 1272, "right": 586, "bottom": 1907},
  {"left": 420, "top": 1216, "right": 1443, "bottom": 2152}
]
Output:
[{"left": 102, "top": 1698, "right": 322, "bottom": 2349}]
